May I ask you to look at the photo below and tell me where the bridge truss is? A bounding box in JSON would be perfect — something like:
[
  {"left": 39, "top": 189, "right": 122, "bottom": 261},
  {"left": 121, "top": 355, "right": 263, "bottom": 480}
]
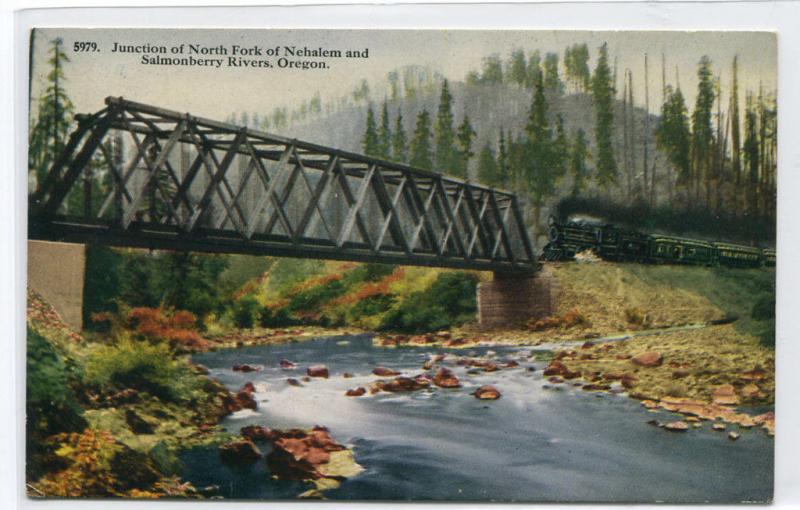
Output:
[{"left": 29, "top": 97, "right": 536, "bottom": 273}]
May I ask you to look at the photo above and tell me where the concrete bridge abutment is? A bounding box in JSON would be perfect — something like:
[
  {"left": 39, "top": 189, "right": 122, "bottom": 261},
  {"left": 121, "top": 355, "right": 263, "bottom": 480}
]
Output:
[
  {"left": 27, "top": 240, "right": 86, "bottom": 331},
  {"left": 477, "top": 268, "right": 558, "bottom": 329}
]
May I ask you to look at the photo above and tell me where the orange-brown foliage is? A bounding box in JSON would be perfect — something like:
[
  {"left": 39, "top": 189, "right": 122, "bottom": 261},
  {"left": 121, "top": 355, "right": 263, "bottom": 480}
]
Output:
[
  {"left": 35, "top": 429, "right": 121, "bottom": 497},
  {"left": 527, "top": 307, "right": 589, "bottom": 331},
  {"left": 289, "top": 272, "right": 343, "bottom": 295},
  {"left": 126, "top": 307, "right": 209, "bottom": 350},
  {"left": 331, "top": 268, "right": 405, "bottom": 307}
]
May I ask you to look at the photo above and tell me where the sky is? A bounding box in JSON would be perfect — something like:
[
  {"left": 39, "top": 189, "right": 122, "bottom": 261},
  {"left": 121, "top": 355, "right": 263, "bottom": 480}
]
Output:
[{"left": 29, "top": 28, "right": 776, "bottom": 123}]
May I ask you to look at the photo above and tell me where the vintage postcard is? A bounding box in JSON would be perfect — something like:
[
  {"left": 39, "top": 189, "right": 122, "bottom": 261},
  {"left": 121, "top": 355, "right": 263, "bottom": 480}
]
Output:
[{"left": 25, "top": 27, "right": 776, "bottom": 502}]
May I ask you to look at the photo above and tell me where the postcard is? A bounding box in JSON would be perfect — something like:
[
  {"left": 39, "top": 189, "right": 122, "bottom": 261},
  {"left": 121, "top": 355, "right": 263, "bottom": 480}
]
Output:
[{"left": 25, "top": 26, "right": 776, "bottom": 502}]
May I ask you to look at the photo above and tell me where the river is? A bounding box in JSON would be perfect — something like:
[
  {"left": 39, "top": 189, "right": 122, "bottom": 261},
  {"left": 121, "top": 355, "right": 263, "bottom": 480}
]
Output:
[{"left": 184, "top": 333, "right": 773, "bottom": 503}]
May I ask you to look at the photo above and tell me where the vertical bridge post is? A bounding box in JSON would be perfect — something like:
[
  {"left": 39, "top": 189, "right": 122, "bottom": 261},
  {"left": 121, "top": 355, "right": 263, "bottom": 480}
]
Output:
[{"left": 477, "top": 268, "right": 557, "bottom": 329}]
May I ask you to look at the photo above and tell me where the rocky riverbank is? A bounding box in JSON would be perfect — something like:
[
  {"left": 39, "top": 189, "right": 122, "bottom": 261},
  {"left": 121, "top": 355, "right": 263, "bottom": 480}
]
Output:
[{"left": 26, "top": 290, "right": 364, "bottom": 499}]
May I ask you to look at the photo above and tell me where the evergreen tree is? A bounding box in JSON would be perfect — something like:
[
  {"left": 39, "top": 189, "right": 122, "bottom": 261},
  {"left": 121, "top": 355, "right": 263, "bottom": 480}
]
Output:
[
  {"left": 692, "top": 56, "right": 716, "bottom": 204},
  {"left": 730, "top": 56, "right": 742, "bottom": 207},
  {"left": 455, "top": 115, "right": 477, "bottom": 180},
  {"left": 509, "top": 48, "right": 528, "bottom": 87},
  {"left": 508, "top": 132, "right": 528, "bottom": 193},
  {"left": 544, "top": 52, "right": 564, "bottom": 95},
  {"left": 465, "top": 70, "right": 481, "bottom": 86},
  {"left": 353, "top": 79, "right": 370, "bottom": 102},
  {"left": 524, "top": 74, "right": 558, "bottom": 229},
  {"left": 656, "top": 85, "right": 692, "bottom": 187},
  {"left": 392, "top": 110, "right": 408, "bottom": 163},
  {"left": 743, "top": 94, "right": 759, "bottom": 215},
  {"left": 362, "top": 105, "right": 380, "bottom": 156},
  {"left": 387, "top": 71, "right": 400, "bottom": 100},
  {"left": 553, "top": 114, "right": 569, "bottom": 179},
  {"left": 409, "top": 109, "right": 433, "bottom": 170},
  {"left": 29, "top": 37, "right": 74, "bottom": 189},
  {"left": 591, "top": 42, "right": 618, "bottom": 187},
  {"left": 477, "top": 143, "right": 500, "bottom": 187},
  {"left": 525, "top": 51, "right": 542, "bottom": 89},
  {"left": 434, "top": 80, "right": 457, "bottom": 174},
  {"left": 481, "top": 55, "right": 504, "bottom": 84},
  {"left": 498, "top": 129, "right": 510, "bottom": 188},
  {"left": 564, "top": 43, "right": 591, "bottom": 93},
  {"left": 569, "top": 128, "right": 590, "bottom": 195},
  {"left": 377, "top": 100, "right": 392, "bottom": 159}
]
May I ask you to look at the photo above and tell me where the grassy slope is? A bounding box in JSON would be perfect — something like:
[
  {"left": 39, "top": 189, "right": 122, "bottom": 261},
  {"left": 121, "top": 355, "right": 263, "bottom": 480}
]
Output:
[
  {"left": 551, "top": 261, "right": 775, "bottom": 338},
  {"left": 547, "top": 261, "right": 775, "bottom": 405}
]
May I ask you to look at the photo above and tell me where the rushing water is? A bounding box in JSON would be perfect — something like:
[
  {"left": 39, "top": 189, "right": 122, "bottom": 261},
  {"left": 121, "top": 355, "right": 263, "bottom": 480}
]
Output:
[{"left": 185, "top": 334, "right": 773, "bottom": 503}]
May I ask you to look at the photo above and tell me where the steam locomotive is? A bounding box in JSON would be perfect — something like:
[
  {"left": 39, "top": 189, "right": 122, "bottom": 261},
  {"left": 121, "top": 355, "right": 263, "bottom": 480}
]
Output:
[{"left": 541, "top": 217, "right": 776, "bottom": 268}]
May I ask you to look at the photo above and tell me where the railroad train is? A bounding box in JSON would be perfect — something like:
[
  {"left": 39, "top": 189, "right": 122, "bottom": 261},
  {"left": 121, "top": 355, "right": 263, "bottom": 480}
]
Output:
[{"left": 541, "top": 217, "right": 776, "bottom": 268}]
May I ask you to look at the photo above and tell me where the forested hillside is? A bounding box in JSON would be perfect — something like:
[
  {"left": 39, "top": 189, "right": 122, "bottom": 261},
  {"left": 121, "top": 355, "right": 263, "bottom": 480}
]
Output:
[{"left": 226, "top": 47, "right": 776, "bottom": 246}]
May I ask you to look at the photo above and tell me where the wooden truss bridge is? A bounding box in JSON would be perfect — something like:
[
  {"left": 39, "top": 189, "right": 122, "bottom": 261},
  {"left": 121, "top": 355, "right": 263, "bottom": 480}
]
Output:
[{"left": 29, "top": 97, "right": 536, "bottom": 273}]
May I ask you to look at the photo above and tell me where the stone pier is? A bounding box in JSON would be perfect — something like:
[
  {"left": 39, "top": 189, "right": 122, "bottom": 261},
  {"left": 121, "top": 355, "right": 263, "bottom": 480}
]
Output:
[
  {"left": 27, "top": 240, "right": 86, "bottom": 331},
  {"left": 477, "top": 268, "right": 558, "bottom": 329}
]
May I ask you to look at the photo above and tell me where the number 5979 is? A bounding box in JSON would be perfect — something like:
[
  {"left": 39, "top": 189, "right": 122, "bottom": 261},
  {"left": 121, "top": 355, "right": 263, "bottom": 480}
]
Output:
[{"left": 73, "top": 41, "right": 98, "bottom": 52}]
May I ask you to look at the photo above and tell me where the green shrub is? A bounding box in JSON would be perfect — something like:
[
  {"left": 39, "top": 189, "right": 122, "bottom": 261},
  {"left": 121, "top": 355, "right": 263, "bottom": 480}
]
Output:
[
  {"left": 27, "top": 327, "right": 87, "bottom": 479},
  {"left": 288, "top": 278, "right": 346, "bottom": 312},
  {"left": 83, "top": 336, "right": 197, "bottom": 402},
  {"left": 379, "top": 271, "right": 478, "bottom": 333},
  {"left": 258, "top": 307, "right": 296, "bottom": 328},
  {"left": 26, "top": 327, "right": 86, "bottom": 438},
  {"left": 232, "top": 295, "right": 260, "bottom": 329},
  {"left": 349, "top": 294, "right": 395, "bottom": 318}
]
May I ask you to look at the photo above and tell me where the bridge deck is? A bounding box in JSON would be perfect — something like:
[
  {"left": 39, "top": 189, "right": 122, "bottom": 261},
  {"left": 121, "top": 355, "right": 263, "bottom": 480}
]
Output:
[{"left": 29, "top": 97, "right": 536, "bottom": 273}]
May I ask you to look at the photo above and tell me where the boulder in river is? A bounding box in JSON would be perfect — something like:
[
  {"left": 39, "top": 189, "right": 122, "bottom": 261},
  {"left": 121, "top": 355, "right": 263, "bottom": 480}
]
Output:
[
  {"left": 241, "top": 425, "right": 272, "bottom": 441},
  {"left": 664, "top": 421, "right": 689, "bottom": 432},
  {"left": 712, "top": 423, "right": 727, "bottom": 431},
  {"left": 372, "top": 367, "right": 400, "bottom": 376},
  {"left": 266, "top": 426, "right": 347, "bottom": 480},
  {"left": 582, "top": 383, "right": 611, "bottom": 391},
  {"left": 233, "top": 363, "right": 262, "bottom": 372},
  {"left": 345, "top": 387, "right": 366, "bottom": 397},
  {"left": 219, "top": 439, "right": 262, "bottom": 466},
  {"left": 631, "top": 351, "right": 663, "bottom": 367},
  {"left": 543, "top": 361, "right": 565, "bottom": 376},
  {"left": 307, "top": 365, "right": 329, "bottom": 378},
  {"left": 280, "top": 359, "right": 297, "bottom": 369},
  {"left": 473, "top": 385, "right": 502, "bottom": 400},
  {"left": 287, "top": 378, "right": 303, "bottom": 387},
  {"left": 235, "top": 389, "right": 258, "bottom": 411},
  {"left": 377, "top": 376, "right": 430, "bottom": 392},
  {"left": 432, "top": 368, "right": 461, "bottom": 388},
  {"left": 728, "top": 431, "right": 741, "bottom": 441}
]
